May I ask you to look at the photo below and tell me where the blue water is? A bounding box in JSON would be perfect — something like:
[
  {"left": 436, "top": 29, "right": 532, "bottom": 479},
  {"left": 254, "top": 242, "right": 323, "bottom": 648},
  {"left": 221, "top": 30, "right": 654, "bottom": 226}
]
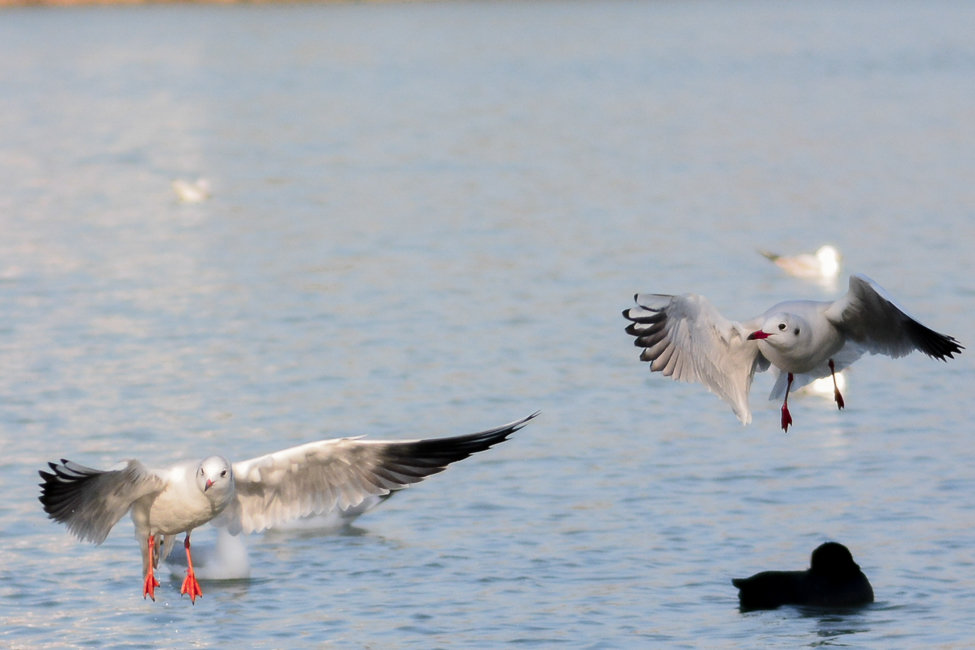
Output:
[{"left": 1, "top": 0, "right": 974, "bottom": 646}]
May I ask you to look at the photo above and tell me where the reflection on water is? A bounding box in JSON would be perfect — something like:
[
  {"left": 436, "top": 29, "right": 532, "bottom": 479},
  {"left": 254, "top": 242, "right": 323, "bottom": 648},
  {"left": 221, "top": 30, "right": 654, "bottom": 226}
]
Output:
[{"left": 807, "top": 609, "right": 875, "bottom": 645}]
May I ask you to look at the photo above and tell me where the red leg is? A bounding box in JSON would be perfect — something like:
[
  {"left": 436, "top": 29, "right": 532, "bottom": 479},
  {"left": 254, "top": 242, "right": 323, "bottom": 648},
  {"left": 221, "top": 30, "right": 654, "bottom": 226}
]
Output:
[
  {"left": 180, "top": 533, "right": 203, "bottom": 604},
  {"left": 781, "top": 372, "right": 794, "bottom": 432},
  {"left": 143, "top": 535, "right": 160, "bottom": 601},
  {"left": 829, "top": 359, "right": 844, "bottom": 410}
]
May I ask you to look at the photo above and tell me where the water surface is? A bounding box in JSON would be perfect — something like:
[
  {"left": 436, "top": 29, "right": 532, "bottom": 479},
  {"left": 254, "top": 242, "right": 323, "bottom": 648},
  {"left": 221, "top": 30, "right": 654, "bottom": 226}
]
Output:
[{"left": 1, "top": 1, "right": 974, "bottom": 646}]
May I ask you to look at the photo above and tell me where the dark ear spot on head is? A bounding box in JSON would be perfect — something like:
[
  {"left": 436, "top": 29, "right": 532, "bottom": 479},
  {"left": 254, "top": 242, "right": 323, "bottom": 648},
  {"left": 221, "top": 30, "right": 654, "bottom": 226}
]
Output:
[{"left": 794, "top": 328, "right": 800, "bottom": 335}]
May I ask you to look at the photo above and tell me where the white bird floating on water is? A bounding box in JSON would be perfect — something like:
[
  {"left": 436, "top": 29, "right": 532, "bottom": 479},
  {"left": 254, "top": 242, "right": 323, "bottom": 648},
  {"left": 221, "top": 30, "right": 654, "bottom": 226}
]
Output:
[
  {"left": 623, "top": 274, "right": 962, "bottom": 431},
  {"left": 171, "top": 178, "right": 211, "bottom": 203},
  {"left": 759, "top": 244, "right": 842, "bottom": 286},
  {"left": 39, "top": 413, "right": 536, "bottom": 603}
]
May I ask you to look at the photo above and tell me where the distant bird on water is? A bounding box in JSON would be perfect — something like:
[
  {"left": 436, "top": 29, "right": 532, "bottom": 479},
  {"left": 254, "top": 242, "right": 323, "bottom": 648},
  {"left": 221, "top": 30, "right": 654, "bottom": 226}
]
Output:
[
  {"left": 732, "top": 542, "right": 874, "bottom": 610},
  {"left": 39, "top": 413, "right": 536, "bottom": 603},
  {"left": 760, "top": 244, "right": 842, "bottom": 286},
  {"left": 171, "top": 178, "right": 211, "bottom": 203},
  {"left": 623, "top": 273, "right": 962, "bottom": 431}
]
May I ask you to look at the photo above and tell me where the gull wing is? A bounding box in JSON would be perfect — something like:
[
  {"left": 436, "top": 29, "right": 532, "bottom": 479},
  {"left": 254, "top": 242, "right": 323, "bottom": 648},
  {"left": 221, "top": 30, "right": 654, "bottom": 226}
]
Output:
[
  {"left": 623, "top": 293, "right": 769, "bottom": 424},
  {"left": 825, "top": 274, "right": 963, "bottom": 361},
  {"left": 221, "top": 413, "right": 536, "bottom": 535},
  {"left": 38, "top": 459, "right": 165, "bottom": 544}
]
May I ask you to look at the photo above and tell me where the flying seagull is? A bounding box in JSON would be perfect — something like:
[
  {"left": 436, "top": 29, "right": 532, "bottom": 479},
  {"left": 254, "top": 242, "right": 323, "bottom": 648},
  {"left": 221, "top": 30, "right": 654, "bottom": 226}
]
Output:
[
  {"left": 623, "top": 274, "right": 962, "bottom": 431},
  {"left": 39, "top": 412, "right": 537, "bottom": 603}
]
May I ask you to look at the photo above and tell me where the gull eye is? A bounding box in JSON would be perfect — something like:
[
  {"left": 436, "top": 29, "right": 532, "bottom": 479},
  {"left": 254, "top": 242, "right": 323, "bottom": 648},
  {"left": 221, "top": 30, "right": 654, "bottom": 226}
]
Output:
[
  {"left": 778, "top": 323, "right": 787, "bottom": 331},
  {"left": 220, "top": 470, "right": 227, "bottom": 478}
]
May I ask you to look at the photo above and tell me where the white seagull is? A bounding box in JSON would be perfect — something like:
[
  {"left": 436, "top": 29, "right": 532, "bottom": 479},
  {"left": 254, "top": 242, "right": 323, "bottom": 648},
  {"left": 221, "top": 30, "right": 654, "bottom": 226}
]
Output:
[
  {"left": 171, "top": 178, "right": 211, "bottom": 203},
  {"left": 39, "top": 413, "right": 536, "bottom": 603},
  {"left": 759, "top": 244, "right": 842, "bottom": 285},
  {"left": 623, "top": 274, "right": 962, "bottom": 431}
]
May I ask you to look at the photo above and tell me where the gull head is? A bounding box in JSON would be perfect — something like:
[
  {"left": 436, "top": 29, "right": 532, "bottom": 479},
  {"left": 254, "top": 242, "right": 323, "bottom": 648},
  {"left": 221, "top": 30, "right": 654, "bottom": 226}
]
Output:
[
  {"left": 748, "top": 313, "right": 830, "bottom": 373},
  {"left": 747, "top": 314, "right": 805, "bottom": 348},
  {"left": 196, "top": 456, "right": 235, "bottom": 505}
]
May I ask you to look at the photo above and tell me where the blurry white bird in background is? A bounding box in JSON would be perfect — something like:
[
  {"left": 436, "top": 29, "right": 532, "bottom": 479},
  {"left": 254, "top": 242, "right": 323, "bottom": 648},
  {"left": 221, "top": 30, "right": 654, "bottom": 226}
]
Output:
[
  {"left": 171, "top": 178, "right": 211, "bottom": 203},
  {"left": 760, "top": 244, "right": 842, "bottom": 287}
]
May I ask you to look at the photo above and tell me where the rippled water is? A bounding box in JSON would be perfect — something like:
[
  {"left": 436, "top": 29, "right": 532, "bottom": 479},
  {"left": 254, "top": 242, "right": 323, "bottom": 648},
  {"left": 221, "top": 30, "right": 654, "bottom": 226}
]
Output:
[{"left": 2, "top": 0, "right": 974, "bottom": 646}]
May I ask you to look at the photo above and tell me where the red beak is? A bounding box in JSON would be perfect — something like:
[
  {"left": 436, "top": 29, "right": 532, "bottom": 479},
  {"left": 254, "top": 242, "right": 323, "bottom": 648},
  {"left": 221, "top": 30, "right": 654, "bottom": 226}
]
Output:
[
  {"left": 747, "top": 330, "right": 770, "bottom": 340},
  {"left": 204, "top": 479, "right": 214, "bottom": 491}
]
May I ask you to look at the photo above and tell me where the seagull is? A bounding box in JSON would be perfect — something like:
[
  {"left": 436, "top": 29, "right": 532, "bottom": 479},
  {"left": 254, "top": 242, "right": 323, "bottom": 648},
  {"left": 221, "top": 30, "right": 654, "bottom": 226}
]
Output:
[
  {"left": 622, "top": 274, "right": 962, "bottom": 431},
  {"left": 39, "top": 412, "right": 536, "bottom": 603},
  {"left": 759, "top": 244, "right": 842, "bottom": 285},
  {"left": 171, "top": 178, "right": 211, "bottom": 203},
  {"left": 732, "top": 542, "right": 874, "bottom": 610}
]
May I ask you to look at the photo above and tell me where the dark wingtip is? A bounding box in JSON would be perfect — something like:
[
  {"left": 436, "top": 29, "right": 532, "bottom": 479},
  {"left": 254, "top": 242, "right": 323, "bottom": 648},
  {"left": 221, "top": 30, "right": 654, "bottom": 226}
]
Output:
[
  {"left": 943, "top": 337, "right": 964, "bottom": 360},
  {"left": 929, "top": 333, "right": 963, "bottom": 361},
  {"left": 38, "top": 458, "right": 95, "bottom": 516},
  {"left": 524, "top": 410, "right": 541, "bottom": 424},
  {"left": 623, "top": 294, "right": 643, "bottom": 322},
  {"left": 378, "top": 413, "right": 538, "bottom": 482},
  {"left": 904, "top": 316, "right": 964, "bottom": 361}
]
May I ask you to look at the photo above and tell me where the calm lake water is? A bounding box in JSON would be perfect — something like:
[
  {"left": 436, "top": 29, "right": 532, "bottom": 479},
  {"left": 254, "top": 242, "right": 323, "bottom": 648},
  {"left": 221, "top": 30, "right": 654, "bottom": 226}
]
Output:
[{"left": 2, "top": 0, "right": 974, "bottom": 647}]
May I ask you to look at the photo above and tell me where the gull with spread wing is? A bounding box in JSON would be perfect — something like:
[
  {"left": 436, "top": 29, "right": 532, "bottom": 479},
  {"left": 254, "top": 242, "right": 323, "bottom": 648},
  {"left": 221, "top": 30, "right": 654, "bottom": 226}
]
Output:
[
  {"left": 39, "top": 412, "right": 537, "bottom": 603},
  {"left": 623, "top": 274, "right": 961, "bottom": 431}
]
